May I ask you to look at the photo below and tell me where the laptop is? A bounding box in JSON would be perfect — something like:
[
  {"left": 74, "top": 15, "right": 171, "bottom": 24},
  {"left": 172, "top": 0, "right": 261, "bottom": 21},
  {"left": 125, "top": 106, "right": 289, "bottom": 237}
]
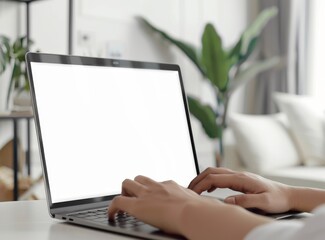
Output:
[{"left": 26, "top": 52, "right": 200, "bottom": 240}]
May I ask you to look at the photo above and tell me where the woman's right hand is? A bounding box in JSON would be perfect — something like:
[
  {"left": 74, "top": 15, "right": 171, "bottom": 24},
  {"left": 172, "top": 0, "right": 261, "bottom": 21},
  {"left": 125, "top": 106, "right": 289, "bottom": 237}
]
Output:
[{"left": 188, "top": 167, "right": 294, "bottom": 213}]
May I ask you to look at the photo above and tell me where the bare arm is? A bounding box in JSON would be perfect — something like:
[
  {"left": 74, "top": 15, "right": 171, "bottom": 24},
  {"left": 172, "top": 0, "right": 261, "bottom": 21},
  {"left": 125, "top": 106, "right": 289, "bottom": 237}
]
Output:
[
  {"left": 108, "top": 167, "right": 325, "bottom": 239},
  {"left": 179, "top": 199, "right": 270, "bottom": 240},
  {"left": 189, "top": 167, "right": 325, "bottom": 213},
  {"left": 108, "top": 176, "right": 270, "bottom": 240},
  {"left": 289, "top": 187, "right": 325, "bottom": 212}
]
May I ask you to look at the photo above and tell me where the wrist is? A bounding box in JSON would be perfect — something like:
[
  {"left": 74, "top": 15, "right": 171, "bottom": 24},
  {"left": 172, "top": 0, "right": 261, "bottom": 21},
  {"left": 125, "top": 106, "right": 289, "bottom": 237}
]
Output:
[
  {"left": 178, "top": 198, "right": 221, "bottom": 238},
  {"left": 178, "top": 199, "right": 207, "bottom": 237},
  {"left": 288, "top": 186, "right": 312, "bottom": 212},
  {"left": 286, "top": 185, "right": 299, "bottom": 211},
  {"left": 288, "top": 186, "right": 325, "bottom": 212}
]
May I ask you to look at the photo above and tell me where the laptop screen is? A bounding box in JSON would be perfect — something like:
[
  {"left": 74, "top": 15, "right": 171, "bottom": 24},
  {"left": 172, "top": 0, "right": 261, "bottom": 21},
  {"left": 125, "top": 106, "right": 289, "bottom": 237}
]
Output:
[{"left": 29, "top": 59, "right": 198, "bottom": 204}]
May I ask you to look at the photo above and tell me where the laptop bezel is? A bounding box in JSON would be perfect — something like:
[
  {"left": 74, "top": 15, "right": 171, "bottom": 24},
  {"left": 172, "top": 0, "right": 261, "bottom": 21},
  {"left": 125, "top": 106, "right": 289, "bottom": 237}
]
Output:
[{"left": 26, "top": 52, "right": 200, "bottom": 213}]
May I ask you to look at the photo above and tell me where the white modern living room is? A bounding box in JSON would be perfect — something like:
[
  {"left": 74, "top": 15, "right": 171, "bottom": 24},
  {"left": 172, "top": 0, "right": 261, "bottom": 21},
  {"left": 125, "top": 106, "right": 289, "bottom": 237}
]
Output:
[{"left": 0, "top": 0, "right": 325, "bottom": 240}]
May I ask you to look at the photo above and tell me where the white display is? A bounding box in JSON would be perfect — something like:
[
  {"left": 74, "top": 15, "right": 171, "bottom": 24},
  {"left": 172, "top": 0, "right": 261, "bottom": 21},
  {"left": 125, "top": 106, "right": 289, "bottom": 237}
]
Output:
[{"left": 30, "top": 62, "right": 197, "bottom": 203}]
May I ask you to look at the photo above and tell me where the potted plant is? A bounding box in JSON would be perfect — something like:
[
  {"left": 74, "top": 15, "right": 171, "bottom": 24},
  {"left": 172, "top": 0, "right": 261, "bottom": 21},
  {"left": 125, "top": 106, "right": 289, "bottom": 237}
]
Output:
[
  {"left": 0, "top": 35, "right": 32, "bottom": 111},
  {"left": 138, "top": 7, "right": 280, "bottom": 164}
]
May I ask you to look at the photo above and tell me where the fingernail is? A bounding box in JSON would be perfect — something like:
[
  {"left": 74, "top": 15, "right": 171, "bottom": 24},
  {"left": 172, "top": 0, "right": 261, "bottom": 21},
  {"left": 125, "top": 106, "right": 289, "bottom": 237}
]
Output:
[{"left": 225, "top": 197, "right": 235, "bottom": 205}]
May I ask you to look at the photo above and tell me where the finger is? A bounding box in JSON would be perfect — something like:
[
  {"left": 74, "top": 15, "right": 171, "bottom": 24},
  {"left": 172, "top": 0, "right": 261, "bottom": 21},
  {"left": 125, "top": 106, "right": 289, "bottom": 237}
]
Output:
[
  {"left": 225, "top": 194, "right": 269, "bottom": 211},
  {"left": 191, "top": 174, "right": 233, "bottom": 194},
  {"left": 134, "top": 175, "right": 158, "bottom": 187},
  {"left": 191, "top": 173, "right": 255, "bottom": 194},
  {"left": 188, "top": 167, "right": 235, "bottom": 189},
  {"left": 121, "top": 179, "right": 147, "bottom": 197},
  {"left": 108, "top": 196, "right": 136, "bottom": 220}
]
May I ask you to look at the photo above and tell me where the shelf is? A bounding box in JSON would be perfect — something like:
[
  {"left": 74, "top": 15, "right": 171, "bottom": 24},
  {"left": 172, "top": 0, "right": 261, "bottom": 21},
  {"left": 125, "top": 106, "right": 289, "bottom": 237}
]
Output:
[
  {"left": 1, "top": 0, "right": 73, "bottom": 54},
  {"left": 0, "top": 0, "right": 44, "bottom": 3}
]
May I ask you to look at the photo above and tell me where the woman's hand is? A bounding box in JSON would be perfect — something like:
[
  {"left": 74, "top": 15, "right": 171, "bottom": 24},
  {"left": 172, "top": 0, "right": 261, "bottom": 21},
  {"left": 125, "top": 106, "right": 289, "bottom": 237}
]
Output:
[
  {"left": 108, "top": 175, "right": 211, "bottom": 235},
  {"left": 188, "top": 167, "right": 293, "bottom": 213},
  {"left": 108, "top": 174, "right": 271, "bottom": 240}
]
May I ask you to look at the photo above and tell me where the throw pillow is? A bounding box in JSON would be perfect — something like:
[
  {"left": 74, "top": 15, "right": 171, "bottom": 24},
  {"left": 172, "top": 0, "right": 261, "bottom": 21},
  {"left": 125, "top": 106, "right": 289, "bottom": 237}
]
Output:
[
  {"left": 229, "top": 113, "right": 302, "bottom": 173},
  {"left": 273, "top": 93, "right": 325, "bottom": 166}
]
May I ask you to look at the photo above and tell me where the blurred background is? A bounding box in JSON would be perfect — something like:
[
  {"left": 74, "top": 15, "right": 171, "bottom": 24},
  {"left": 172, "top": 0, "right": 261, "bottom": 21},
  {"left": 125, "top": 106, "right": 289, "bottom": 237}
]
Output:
[{"left": 0, "top": 0, "right": 324, "bottom": 202}]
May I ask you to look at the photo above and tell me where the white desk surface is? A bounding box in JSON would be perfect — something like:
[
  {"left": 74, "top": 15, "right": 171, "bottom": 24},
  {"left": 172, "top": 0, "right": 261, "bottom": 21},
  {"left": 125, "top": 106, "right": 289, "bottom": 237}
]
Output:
[
  {"left": 0, "top": 189, "right": 237, "bottom": 240},
  {"left": 0, "top": 200, "right": 131, "bottom": 240}
]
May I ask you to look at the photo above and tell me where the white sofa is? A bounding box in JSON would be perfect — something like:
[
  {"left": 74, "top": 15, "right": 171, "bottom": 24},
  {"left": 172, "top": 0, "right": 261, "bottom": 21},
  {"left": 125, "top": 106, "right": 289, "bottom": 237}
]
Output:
[
  {"left": 223, "top": 93, "right": 325, "bottom": 189},
  {"left": 224, "top": 129, "right": 325, "bottom": 189}
]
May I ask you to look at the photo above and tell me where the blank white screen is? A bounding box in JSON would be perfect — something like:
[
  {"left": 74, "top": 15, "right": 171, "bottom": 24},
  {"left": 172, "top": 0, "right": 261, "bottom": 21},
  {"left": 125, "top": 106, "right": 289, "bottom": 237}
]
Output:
[{"left": 31, "top": 62, "right": 197, "bottom": 203}]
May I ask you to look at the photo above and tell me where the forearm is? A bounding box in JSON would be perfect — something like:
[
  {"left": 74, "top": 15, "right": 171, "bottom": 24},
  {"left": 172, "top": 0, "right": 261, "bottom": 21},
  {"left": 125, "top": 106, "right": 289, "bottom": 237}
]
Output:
[
  {"left": 179, "top": 199, "right": 271, "bottom": 240},
  {"left": 289, "top": 187, "right": 325, "bottom": 212}
]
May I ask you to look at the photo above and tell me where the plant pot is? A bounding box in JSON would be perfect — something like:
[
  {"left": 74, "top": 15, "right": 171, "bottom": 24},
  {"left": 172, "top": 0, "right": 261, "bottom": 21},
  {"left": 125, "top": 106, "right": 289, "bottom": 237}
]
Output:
[{"left": 12, "top": 91, "right": 32, "bottom": 112}]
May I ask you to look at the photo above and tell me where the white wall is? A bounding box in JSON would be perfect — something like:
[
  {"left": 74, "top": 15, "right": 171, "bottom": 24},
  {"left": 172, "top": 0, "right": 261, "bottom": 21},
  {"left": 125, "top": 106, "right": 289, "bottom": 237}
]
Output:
[
  {"left": 0, "top": 0, "right": 253, "bottom": 169},
  {"left": 22, "top": 0, "right": 69, "bottom": 54},
  {"left": 0, "top": 2, "right": 20, "bottom": 148}
]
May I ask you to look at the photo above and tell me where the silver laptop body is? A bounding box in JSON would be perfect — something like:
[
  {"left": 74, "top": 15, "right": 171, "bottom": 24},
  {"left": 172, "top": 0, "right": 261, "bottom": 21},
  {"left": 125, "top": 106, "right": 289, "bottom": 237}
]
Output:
[{"left": 26, "top": 52, "right": 199, "bottom": 240}]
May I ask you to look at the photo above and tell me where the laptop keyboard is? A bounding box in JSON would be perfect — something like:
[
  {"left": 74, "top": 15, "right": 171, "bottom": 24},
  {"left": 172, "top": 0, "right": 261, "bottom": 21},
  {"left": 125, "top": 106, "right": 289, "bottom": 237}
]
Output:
[{"left": 68, "top": 208, "right": 146, "bottom": 228}]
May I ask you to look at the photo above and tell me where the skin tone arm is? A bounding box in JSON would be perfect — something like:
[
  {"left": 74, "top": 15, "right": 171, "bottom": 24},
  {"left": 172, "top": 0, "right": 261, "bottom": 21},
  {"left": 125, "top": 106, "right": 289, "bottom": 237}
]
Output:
[
  {"left": 108, "top": 175, "right": 270, "bottom": 240},
  {"left": 188, "top": 167, "right": 325, "bottom": 213},
  {"left": 108, "top": 167, "right": 325, "bottom": 239}
]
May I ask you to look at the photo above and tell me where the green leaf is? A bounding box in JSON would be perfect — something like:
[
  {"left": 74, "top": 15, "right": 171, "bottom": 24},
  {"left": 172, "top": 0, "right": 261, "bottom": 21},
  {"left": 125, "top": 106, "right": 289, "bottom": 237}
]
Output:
[
  {"left": 240, "top": 7, "right": 278, "bottom": 55},
  {"left": 239, "top": 37, "right": 258, "bottom": 64},
  {"left": 228, "top": 7, "right": 277, "bottom": 66},
  {"left": 14, "top": 48, "right": 28, "bottom": 62},
  {"left": 187, "top": 96, "right": 220, "bottom": 139},
  {"left": 0, "top": 50, "right": 6, "bottom": 73},
  {"left": 228, "top": 56, "right": 281, "bottom": 95},
  {"left": 227, "top": 38, "right": 242, "bottom": 67},
  {"left": 13, "top": 36, "right": 23, "bottom": 53},
  {"left": 13, "top": 36, "right": 32, "bottom": 54},
  {"left": 0, "top": 35, "right": 11, "bottom": 74},
  {"left": 23, "top": 71, "right": 30, "bottom": 91},
  {"left": 6, "top": 62, "right": 21, "bottom": 109},
  {"left": 138, "top": 17, "right": 206, "bottom": 77},
  {"left": 201, "top": 23, "right": 229, "bottom": 92}
]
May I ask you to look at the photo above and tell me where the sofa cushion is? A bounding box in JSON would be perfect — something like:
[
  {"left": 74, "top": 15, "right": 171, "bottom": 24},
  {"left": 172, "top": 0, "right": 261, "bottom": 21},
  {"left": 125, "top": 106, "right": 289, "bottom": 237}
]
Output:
[
  {"left": 263, "top": 166, "right": 325, "bottom": 189},
  {"left": 223, "top": 129, "right": 247, "bottom": 171},
  {"left": 229, "top": 113, "right": 302, "bottom": 173},
  {"left": 274, "top": 93, "right": 325, "bottom": 166}
]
